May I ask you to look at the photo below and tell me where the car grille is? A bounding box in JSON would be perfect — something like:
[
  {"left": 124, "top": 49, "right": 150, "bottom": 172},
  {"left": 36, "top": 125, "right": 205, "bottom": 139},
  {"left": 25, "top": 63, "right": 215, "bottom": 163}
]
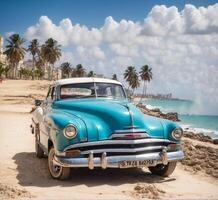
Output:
[{"left": 64, "top": 137, "right": 176, "bottom": 157}]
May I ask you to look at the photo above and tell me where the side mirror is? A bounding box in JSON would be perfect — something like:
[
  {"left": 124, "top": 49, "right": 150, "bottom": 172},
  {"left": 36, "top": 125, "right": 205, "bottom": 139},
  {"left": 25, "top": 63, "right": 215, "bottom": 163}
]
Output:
[{"left": 35, "top": 99, "right": 42, "bottom": 106}]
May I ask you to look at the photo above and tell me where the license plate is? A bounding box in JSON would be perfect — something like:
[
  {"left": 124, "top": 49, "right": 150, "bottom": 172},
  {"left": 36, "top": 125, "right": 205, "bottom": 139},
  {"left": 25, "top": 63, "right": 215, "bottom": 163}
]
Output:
[{"left": 119, "top": 160, "right": 155, "bottom": 168}]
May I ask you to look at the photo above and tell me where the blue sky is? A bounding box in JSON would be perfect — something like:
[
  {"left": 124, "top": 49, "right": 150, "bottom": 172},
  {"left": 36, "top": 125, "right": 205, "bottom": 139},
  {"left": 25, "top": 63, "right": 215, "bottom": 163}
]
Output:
[
  {"left": 0, "top": 0, "right": 217, "bottom": 36},
  {"left": 0, "top": 0, "right": 218, "bottom": 114}
]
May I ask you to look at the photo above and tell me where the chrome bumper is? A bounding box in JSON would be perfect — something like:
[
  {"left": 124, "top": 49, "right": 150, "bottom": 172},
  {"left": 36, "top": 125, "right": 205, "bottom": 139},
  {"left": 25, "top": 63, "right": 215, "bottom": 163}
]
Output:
[{"left": 53, "top": 150, "right": 184, "bottom": 169}]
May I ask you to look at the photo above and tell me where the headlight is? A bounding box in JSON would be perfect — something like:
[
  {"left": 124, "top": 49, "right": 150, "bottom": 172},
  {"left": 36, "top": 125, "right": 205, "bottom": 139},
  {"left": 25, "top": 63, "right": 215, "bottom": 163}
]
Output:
[
  {"left": 64, "top": 125, "right": 77, "bottom": 138},
  {"left": 171, "top": 128, "right": 183, "bottom": 140}
]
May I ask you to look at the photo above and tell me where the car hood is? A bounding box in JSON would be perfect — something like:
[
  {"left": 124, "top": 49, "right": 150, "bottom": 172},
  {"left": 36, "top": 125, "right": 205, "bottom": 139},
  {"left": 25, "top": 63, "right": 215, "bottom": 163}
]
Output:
[{"left": 53, "top": 98, "right": 165, "bottom": 141}]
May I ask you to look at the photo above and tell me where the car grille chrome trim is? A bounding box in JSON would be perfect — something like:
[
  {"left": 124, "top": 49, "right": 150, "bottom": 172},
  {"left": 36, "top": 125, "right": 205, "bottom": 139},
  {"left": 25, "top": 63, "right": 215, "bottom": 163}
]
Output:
[
  {"left": 80, "top": 146, "right": 166, "bottom": 155},
  {"left": 64, "top": 138, "right": 174, "bottom": 152},
  {"left": 114, "top": 129, "right": 147, "bottom": 133}
]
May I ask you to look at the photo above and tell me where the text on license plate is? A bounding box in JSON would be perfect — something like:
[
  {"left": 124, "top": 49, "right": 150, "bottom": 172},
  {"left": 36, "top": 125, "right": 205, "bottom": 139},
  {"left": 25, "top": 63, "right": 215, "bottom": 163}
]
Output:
[{"left": 119, "top": 160, "right": 155, "bottom": 168}]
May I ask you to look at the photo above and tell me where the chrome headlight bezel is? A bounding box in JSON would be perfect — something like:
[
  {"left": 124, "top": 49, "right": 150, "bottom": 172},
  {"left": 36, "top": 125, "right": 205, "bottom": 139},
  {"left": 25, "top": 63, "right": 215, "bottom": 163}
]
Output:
[
  {"left": 63, "top": 124, "right": 77, "bottom": 139},
  {"left": 171, "top": 128, "right": 183, "bottom": 140}
]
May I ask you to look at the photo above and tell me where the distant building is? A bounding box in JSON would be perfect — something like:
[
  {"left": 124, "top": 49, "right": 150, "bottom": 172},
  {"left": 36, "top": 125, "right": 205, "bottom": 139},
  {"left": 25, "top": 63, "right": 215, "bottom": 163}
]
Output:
[
  {"left": 0, "top": 35, "right": 7, "bottom": 65},
  {"left": 52, "top": 68, "right": 62, "bottom": 80}
]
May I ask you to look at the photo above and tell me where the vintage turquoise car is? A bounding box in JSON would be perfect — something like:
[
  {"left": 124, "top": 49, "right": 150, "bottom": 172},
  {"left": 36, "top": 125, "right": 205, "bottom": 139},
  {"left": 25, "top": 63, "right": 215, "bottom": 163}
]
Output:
[{"left": 31, "top": 77, "right": 184, "bottom": 180}]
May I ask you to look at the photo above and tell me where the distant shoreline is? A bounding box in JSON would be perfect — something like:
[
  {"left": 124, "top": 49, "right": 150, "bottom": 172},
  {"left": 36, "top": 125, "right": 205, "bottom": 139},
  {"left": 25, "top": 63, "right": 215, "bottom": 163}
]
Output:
[
  {"left": 136, "top": 98, "right": 218, "bottom": 138},
  {"left": 133, "top": 96, "right": 192, "bottom": 102}
]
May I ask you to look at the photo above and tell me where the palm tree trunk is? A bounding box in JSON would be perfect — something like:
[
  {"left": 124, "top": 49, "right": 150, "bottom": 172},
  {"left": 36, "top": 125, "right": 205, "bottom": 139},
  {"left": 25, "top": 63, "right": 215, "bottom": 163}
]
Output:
[
  {"left": 49, "top": 64, "right": 54, "bottom": 81},
  {"left": 32, "top": 55, "right": 35, "bottom": 80},
  {"left": 43, "top": 62, "right": 47, "bottom": 80},
  {"left": 144, "top": 81, "right": 147, "bottom": 97},
  {"left": 57, "top": 69, "right": 59, "bottom": 80},
  {"left": 13, "top": 63, "right": 16, "bottom": 79},
  {"left": 48, "top": 64, "right": 51, "bottom": 80},
  {"left": 139, "top": 81, "right": 145, "bottom": 104}
]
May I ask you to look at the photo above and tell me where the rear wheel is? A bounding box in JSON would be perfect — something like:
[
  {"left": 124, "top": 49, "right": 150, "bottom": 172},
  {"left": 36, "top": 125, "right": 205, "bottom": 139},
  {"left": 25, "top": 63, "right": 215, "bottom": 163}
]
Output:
[
  {"left": 48, "top": 147, "right": 71, "bottom": 180},
  {"left": 148, "top": 161, "right": 177, "bottom": 176}
]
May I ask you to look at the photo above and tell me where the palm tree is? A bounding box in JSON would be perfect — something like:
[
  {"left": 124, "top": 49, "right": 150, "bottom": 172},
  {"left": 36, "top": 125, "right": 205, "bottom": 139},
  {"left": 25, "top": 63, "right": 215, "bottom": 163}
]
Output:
[
  {"left": 73, "top": 64, "right": 86, "bottom": 77},
  {"left": 123, "top": 66, "right": 136, "bottom": 89},
  {"left": 19, "top": 67, "right": 26, "bottom": 79},
  {"left": 130, "top": 72, "right": 140, "bottom": 95},
  {"left": 36, "top": 55, "right": 45, "bottom": 69},
  {"left": 19, "top": 67, "right": 32, "bottom": 80},
  {"left": 112, "top": 74, "right": 118, "bottom": 80},
  {"left": 28, "top": 39, "right": 40, "bottom": 79},
  {"left": 34, "top": 67, "right": 44, "bottom": 80},
  {"left": 4, "top": 66, "right": 10, "bottom": 78},
  {"left": 61, "top": 62, "right": 72, "bottom": 78},
  {"left": 0, "top": 63, "right": 4, "bottom": 78},
  {"left": 139, "top": 65, "right": 153, "bottom": 97},
  {"left": 41, "top": 38, "right": 61, "bottom": 80},
  {"left": 87, "top": 70, "right": 95, "bottom": 77},
  {"left": 4, "top": 34, "right": 26, "bottom": 78}
]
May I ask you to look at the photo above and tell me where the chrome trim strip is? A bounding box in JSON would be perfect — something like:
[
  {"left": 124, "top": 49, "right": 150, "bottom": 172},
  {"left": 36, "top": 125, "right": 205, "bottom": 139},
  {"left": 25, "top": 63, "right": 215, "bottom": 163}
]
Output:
[
  {"left": 114, "top": 129, "right": 147, "bottom": 133},
  {"left": 80, "top": 146, "right": 166, "bottom": 155},
  {"left": 64, "top": 138, "right": 173, "bottom": 151},
  {"left": 128, "top": 107, "right": 134, "bottom": 128},
  {"left": 54, "top": 150, "right": 184, "bottom": 168},
  {"left": 109, "top": 133, "right": 149, "bottom": 139}
]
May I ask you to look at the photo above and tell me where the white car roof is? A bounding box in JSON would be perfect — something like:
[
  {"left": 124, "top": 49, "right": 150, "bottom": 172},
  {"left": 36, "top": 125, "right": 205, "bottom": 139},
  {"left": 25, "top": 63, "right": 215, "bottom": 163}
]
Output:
[{"left": 55, "top": 77, "right": 122, "bottom": 86}]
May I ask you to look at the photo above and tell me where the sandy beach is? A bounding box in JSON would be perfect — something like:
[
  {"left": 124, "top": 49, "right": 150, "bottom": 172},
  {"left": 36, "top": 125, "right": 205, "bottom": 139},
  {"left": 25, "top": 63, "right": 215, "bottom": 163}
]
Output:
[{"left": 0, "top": 80, "right": 218, "bottom": 200}]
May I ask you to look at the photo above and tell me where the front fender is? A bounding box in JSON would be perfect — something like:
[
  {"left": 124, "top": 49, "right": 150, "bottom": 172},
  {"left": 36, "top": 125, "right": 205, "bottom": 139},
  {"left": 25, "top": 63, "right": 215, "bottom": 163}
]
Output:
[
  {"left": 45, "top": 111, "right": 87, "bottom": 151},
  {"left": 159, "top": 118, "right": 181, "bottom": 142}
]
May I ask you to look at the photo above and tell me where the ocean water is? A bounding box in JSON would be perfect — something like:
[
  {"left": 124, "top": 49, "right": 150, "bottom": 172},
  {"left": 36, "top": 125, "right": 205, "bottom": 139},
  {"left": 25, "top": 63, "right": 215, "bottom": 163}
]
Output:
[{"left": 142, "top": 99, "right": 218, "bottom": 138}]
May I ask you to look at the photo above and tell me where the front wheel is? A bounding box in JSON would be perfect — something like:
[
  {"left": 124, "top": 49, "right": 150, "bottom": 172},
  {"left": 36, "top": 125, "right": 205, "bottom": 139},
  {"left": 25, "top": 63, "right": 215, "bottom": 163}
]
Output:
[
  {"left": 148, "top": 161, "right": 177, "bottom": 176},
  {"left": 48, "top": 147, "right": 71, "bottom": 180},
  {"left": 35, "top": 128, "right": 44, "bottom": 158}
]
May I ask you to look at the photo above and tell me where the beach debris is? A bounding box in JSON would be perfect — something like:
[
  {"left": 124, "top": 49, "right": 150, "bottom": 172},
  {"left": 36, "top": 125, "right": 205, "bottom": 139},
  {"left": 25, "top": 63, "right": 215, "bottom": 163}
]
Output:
[
  {"left": 181, "top": 140, "right": 218, "bottom": 178},
  {"left": 0, "top": 182, "right": 32, "bottom": 199},
  {"left": 213, "top": 139, "right": 218, "bottom": 145},
  {"left": 133, "top": 183, "right": 165, "bottom": 199},
  {"left": 183, "top": 132, "right": 218, "bottom": 145}
]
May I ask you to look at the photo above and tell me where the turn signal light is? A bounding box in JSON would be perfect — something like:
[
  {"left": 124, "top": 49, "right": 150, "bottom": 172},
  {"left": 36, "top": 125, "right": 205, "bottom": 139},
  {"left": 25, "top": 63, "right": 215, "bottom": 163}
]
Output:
[
  {"left": 167, "top": 144, "right": 180, "bottom": 150},
  {"left": 65, "top": 150, "right": 81, "bottom": 157}
]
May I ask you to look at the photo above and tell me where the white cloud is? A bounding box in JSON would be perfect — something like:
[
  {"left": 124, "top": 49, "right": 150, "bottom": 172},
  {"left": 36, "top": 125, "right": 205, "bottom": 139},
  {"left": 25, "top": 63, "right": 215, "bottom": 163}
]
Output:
[
  {"left": 143, "top": 5, "right": 184, "bottom": 36},
  {"left": 5, "top": 31, "right": 15, "bottom": 37},
  {"left": 25, "top": 16, "right": 102, "bottom": 46},
  {"left": 24, "top": 3, "right": 218, "bottom": 114},
  {"left": 142, "top": 3, "right": 218, "bottom": 35}
]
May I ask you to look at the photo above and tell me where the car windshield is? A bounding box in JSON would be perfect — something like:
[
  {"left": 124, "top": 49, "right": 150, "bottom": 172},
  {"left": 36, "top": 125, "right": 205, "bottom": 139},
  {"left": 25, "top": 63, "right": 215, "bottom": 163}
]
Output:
[{"left": 60, "top": 82, "right": 126, "bottom": 100}]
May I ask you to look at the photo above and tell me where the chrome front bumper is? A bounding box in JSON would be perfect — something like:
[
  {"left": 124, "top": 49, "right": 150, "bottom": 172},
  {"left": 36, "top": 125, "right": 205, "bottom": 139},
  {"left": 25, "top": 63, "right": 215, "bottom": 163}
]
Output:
[{"left": 53, "top": 150, "right": 184, "bottom": 169}]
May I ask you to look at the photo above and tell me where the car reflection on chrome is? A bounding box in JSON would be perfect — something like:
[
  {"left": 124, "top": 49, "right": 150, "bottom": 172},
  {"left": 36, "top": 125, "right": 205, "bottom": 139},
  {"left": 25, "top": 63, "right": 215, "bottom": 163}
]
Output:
[{"left": 31, "top": 77, "right": 184, "bottom": 180}]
